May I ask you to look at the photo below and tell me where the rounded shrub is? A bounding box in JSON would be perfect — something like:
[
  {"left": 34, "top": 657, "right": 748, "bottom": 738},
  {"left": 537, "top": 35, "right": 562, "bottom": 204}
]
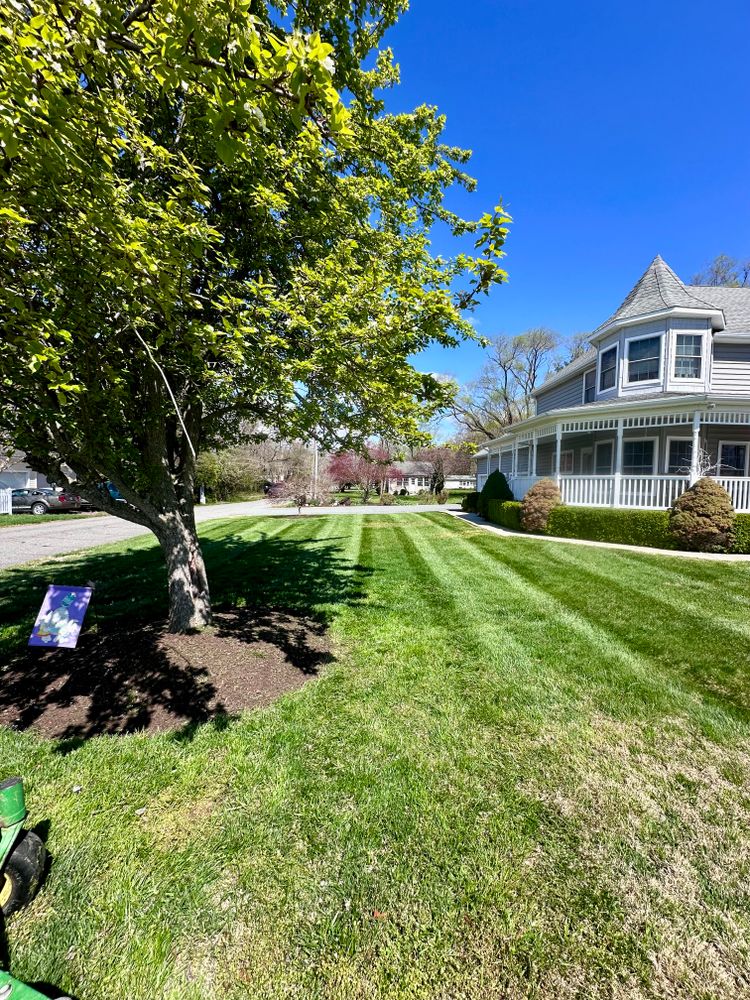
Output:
[
  {"left": 520, "top": 478, "right": 562, "bottom": 533},
  {"left": 668, "top": 477, "right": 735, "bottom": 552},
  {"left": 479, "top": 470, "right": 514, "bottom": 518}
]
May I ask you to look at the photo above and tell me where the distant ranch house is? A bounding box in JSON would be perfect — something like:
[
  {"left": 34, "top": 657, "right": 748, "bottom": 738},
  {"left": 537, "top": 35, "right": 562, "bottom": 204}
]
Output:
[
  {"left": 475, "top": 256, "right": 750, "bottom": 511},
  {"left": 387, "top": 462, "right": 474, "bottom": 496}
]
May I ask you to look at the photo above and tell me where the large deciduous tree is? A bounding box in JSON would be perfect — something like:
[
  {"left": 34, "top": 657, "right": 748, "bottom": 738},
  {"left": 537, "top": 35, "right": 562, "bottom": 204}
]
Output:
[
  {"left": 450, "top": 328, "right": 558, "bottom": 441},
  {"left": 327, "top": 446, "right": 395, "bottom": 502},
  {"left": 692, "top": 254, "right": 750, "bottom": 287},
  {"left": 0, "top": 0, "right": 509, "bottom": 630},
  {"left": 412, "top": 442, "right": 471, "bottom": 494}
]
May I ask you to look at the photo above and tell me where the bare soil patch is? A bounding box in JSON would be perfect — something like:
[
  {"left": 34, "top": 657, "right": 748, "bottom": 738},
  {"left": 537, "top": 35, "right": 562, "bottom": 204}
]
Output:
[{"left": 0, "top": 608, "right": 332, "bottom": 740}]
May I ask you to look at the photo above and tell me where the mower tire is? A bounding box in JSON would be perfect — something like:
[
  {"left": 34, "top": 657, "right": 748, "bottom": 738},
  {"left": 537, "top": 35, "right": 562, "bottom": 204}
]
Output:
[{"left": 0, "top": 830, "right": 46, "bottom": 917}]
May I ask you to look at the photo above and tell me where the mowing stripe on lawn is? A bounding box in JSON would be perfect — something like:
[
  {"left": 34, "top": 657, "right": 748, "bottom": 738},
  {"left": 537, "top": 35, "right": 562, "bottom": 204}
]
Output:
[{"left": 402, "top": 516, "right": 701, "bottom": 724}]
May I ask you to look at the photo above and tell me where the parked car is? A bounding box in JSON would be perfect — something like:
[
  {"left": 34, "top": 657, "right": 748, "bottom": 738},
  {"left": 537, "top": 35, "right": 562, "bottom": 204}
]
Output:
[
  {"left": 11, "top": 488, "right": 81, "bottom": 515},
  {"left": 77, "top": 482, "right": 126, "bottom": 510}
]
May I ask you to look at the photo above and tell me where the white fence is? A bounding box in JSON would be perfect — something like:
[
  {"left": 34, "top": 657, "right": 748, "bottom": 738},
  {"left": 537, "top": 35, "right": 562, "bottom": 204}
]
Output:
[
  {"left": 474, "top": 473, "right": 750, "bottom": 512},
  {"left": 0, "top": 488, "right": 11, "bottom": 515}
]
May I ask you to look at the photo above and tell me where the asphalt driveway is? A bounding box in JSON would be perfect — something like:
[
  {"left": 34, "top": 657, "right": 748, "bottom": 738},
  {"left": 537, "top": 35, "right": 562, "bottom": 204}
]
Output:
[{"left": 0, "top": 500, "right": 455, "bottom": 569}]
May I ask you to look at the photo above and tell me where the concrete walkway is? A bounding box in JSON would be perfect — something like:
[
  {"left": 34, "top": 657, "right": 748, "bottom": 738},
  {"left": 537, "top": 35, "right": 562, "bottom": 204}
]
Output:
[
  {"left": 0, "top": 501, "right": 455, "bottom": 570},
  {"left": 451, "top": 511, "right": 750, "bottom": 562}
]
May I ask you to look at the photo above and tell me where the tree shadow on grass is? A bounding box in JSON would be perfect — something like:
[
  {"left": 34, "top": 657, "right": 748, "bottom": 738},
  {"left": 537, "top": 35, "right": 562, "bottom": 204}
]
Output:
[{"left": 0, "top": 525, "right": 372, "bottom": 741}]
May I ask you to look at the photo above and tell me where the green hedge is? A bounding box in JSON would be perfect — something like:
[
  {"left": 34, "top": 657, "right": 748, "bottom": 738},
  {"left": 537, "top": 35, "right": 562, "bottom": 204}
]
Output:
[
  {"left": 487, "top": 499, "right": 522, "bottom": 530},
  {"left": 461, "top": 492, "right": 480, "bottom": 513},
  {"left": 732, "top": 513, "right": 750, "bottom": 553},
  {"left": 545, "top": 506, "right": 675, "bottom": 550}
]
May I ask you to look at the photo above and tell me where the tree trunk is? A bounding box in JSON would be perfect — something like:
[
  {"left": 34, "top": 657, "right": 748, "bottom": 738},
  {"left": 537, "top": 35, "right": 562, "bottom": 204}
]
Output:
[{"left": 154, "top": 509, "right": 212, "bottom": 632}]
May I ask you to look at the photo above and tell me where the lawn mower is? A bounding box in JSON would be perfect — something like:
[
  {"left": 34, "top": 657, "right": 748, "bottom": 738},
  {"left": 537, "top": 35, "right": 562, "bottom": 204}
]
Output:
[{"left": 0, "top": 777, "right": 69, "bottom": 1000}]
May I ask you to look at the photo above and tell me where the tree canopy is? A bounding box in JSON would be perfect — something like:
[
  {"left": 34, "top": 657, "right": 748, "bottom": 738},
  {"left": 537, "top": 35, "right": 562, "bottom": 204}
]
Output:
[{"left": 0, "top": 0, "right": 509, "bottom": 628}]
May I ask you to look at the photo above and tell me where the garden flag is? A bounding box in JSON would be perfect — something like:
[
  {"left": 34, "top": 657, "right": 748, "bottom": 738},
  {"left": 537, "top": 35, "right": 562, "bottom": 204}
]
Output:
[{"left": 28, "top": 585, "right": 93, "bottom": 649}]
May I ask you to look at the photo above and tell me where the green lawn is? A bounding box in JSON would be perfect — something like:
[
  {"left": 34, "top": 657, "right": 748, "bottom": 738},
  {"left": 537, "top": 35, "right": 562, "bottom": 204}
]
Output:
[
  {"left": 0, "top": 512, "right": 101, "bottom": 528},
  {"left": 330, "top": 491, "right": 450, "bottom": 505},
  {"left": 2, "top": 513, "right": 750, "bottom": 999}
]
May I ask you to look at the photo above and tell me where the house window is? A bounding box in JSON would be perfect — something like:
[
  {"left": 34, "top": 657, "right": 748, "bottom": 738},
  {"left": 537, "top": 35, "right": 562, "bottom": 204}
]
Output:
[
  {"left": 626, "top": 336, "right": 661, "bottom": 383},
  {"left": 674, "top": 334, "right": 702, "bottom": 379},
  {"left": 560, "top": 450, "right": 574, "bottom": 474},
  {"left": 719, "top": 442, "right": 749, "bottom": 477},
  {"left": 622, "top": 439, "right": 656, "bottom": 475},
  {"left": 595, "top": 441, "right": 613, "bottom": 474},
  {"left": 517, "top": 446, "right": 530, "bottom": 475},
  {"left": 666, "top": 439, "right": 692, "bottom": 474},
  {"left": 583, "top": 368, "right": 596, "bottom": 403},
  {"left": 599, "top": 347, "right": 618, "bottom": 391}
]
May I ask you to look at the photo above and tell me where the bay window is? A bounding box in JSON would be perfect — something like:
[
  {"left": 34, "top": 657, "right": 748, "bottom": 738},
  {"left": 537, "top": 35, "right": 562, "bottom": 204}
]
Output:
[
  {"left": 599, "top": 347, "right": 618, "bottom": 391},
  {"left": 674, "top": 334, "right": 702, "bottom": 379},
  {"left": 626, "top": 335, "right": 661, "bottom": 383},
  {"left": 583, "top": 368, "right": 596, "bottom": 403}
]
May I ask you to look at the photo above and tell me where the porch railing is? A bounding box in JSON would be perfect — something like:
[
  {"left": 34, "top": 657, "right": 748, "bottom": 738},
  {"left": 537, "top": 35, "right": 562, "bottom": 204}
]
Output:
[
  {"left": 715, "top": 477, "right": 750, "bottom": 512},
  {"left": 474, "top": 472, "right": 750, "bottom": 512},
  {"left": 0, "top": 488, "right": 10, "bottom": 515},
  {"left": 560, "top": 475, "right": 615, "bottom": 507}
]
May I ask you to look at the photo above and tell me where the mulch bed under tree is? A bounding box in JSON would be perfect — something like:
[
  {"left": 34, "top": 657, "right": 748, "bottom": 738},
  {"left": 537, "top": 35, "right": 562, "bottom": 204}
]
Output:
[{"left": 0, "top": 609, "right": 333, "bottom": 740}]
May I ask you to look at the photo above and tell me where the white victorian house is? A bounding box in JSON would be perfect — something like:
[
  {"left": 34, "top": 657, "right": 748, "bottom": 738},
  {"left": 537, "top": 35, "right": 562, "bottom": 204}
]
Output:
[{"left": 475, "top": 256, "right": 750, "bottom": 512}]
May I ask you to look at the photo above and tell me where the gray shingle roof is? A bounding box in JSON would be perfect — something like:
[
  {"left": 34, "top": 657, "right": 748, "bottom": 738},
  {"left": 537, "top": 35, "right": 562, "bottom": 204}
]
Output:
[
  {"left": 593, "top": 256, "right": 720, "bottom": 335},
  {"left": 686, "top": 285, "right": 750, "bottom": 333},
  {"left": 392, "top": 461, "right": 431, "bottom": 477}
]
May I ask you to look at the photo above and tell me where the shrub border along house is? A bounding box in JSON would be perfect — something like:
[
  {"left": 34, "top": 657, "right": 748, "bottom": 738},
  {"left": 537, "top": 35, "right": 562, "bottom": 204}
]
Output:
[{"left": 482, "top": 500, "right": 750, "bottom": 554}]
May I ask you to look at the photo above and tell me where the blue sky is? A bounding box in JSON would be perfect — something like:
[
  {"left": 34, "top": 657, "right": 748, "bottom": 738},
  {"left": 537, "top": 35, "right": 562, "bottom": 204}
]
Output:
[{"left": 382, "top": 0, "right": 750, "bottom": 385}]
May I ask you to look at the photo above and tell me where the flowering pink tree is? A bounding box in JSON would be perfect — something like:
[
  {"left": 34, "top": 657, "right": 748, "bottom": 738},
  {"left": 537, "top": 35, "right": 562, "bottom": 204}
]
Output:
[{"left": 327, "top": 447, "right": 397, "bottom": 502}]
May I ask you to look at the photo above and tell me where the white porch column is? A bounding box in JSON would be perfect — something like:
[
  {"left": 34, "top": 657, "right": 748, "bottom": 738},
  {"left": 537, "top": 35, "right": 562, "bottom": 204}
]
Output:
[
  {"left": 532, "top": 432, "right": 538, "bottom": 478},
  {"left": 554, "top": 423, "right": 562, "bottom": 486},
  {"left": 690, "top": 410, "right": 701, "bottom": 485},
  {"left": 613, "top": 418, "right": 624, "bottom": 507},
  {"left": 512, "top": 440, "right": 518, "bottom": 480}
]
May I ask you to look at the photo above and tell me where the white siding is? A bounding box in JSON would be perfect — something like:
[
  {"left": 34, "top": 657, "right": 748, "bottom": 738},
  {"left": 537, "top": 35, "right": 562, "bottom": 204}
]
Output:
[{"left": 710, "top": 343, "right": 750, "bottom": 395}]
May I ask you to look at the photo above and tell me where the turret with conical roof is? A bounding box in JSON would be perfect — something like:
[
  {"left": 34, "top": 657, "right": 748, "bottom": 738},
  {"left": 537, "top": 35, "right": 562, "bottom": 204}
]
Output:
[{"left": 593, "top": 256, "right": 724, "bottom": 339}]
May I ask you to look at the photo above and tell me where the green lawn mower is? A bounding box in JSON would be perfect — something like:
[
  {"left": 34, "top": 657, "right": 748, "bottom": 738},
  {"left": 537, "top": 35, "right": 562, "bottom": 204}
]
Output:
[{"left": 1, "top": 777, "right": 69, "bottom": 1000}]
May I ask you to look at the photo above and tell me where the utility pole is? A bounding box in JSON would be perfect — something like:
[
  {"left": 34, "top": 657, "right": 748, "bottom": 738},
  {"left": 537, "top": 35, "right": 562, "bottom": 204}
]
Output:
[{"left": 312, "top": 438, "right": 319, "bottom": 500}]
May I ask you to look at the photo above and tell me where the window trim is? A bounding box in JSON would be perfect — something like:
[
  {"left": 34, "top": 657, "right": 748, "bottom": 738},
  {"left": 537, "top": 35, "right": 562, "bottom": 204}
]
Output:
[
  {"left": 672, "top": 332, "right": 703, "bottom": 381},
  {"left": 516, "top": 445, "right": 531, "bottom": 476},
  {"left": 621, "top": 436, "right": 658, "bottom": 476},
  {"left": 594, "top": 438, "right": 615, "bottom": 475},
  {"left": 560, "top": 449, "right": 574, "bottom": 474},
  {"left": 597, "top": 344, "right": 619, "bottom": 393},
  {"left": 718, "top": 440, "right": 750, "bottom": 477},
  {"left": 624, "top": 332, "right": 663, "bottom": 386},
  {"left": 580, "top": 447, "right": 594, "bottom": 474},
  {"left": 582, "top": 367, "right": 597, "bottom": 404},
  {"left": 664, "top": 436, "right": 693, "bottom": 475}
]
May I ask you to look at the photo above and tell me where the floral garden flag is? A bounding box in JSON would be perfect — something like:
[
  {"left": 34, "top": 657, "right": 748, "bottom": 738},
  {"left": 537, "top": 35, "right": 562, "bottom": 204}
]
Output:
[{"left": 28, "top": 585, "right": 93, "bottom": 649}]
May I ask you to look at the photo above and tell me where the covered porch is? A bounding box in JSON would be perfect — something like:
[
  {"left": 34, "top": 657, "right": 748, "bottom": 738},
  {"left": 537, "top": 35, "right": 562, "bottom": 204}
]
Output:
[{"left": 475, "top": 401, "right": 750, "bottom": 512}]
